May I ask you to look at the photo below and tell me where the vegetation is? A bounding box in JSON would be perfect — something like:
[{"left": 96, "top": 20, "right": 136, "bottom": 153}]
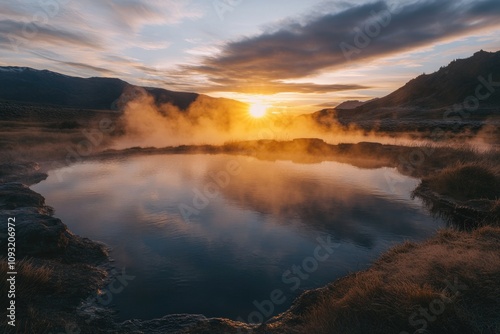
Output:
[
  {"left": 0, "top": 258, "right": 53, "bottom": 297},
  {"left": 291, "top": 227, "right": 500, "bottom": 334},
  {"left": 421, "top": 163, "right": 500, "bottom": 201},
  {"left": 413, "top": 162, "right": 500, "bottom": 228},
  {"left": 0, "top": 258, "right": 54, "bottom": 333}
]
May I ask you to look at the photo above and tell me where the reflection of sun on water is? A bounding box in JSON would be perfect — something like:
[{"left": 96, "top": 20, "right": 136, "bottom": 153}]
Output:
[{"left": 249, "top": 103, "right": 269, "bottom": 118}]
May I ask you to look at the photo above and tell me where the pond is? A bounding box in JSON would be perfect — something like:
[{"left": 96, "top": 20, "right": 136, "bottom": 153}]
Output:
[{"left": 32, "top": 154, "right": 443, "bottom": 322}]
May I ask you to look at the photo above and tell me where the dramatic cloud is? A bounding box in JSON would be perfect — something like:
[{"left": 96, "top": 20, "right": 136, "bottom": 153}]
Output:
[
  {"left": 196, "top": 79, "right": 369, "bottom": 95},
  {"left": 189, "top": 0, "right": 500, "bottom": 93},
  {"left": 78, "top": 0, "right": 203, "bottom": 32},
  {"left": 0, "top": 19, "right": 101, "bottom": 50}
]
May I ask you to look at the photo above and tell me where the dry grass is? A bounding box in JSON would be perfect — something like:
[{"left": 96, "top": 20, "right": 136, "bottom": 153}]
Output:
[
  {"left": 412, "top": 161, "right": 500, "bottom": 228},
  {"left": 288, "top": 227, "right": 500, "bottom": 334},
  {"left": 0, "top": 258, "right": 55, "bottom": 334},
  {"left": 422, "top": 162, "right": 500, "bottom": 201},
  {"left": 0, "top": 258, "right": 53, "bottom": 296},
  {"left": 0, "top": 257, "right": 109, "bottom": 333}
]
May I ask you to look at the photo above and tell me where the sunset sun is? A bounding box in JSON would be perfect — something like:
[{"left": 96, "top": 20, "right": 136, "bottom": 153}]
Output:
[{"left": 249, "top": 103, "right": 269, "bottom": 118}]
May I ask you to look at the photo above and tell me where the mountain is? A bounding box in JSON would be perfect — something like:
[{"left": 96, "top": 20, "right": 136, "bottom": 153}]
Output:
[
  {"left": 0, "top": 66, "right": 219, "bottom": 111},
  {"left": 335, "top": 100, "right": 366, "bottom": 110},
  {"left": 0, "top": 67, "right": 128, "bottom": 110},
  {"left": 335, "top": 98, "right": 379, "bottom": 110},
  {"left": 311, "top": 50, "right": 500, "bottom": 130},
  {"left": 358, "top": 50, "right": 500, "bottom": 111}
]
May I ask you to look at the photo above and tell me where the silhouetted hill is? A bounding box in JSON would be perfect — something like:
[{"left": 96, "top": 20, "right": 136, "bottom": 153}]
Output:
[
  {"left": 335, "top": 100, "right": 366, "bottom": 110},
  {"left": 359, "top": 50, "right": 500, "bottom": 110},
  {"left": 310, "top": 51, "right": 500, "bottom": 132},
  {"left": 0, "top": 67, "right": 204, "bottom": 111},
  {"left": 144, "top": 87, "right": 198, "bottom": 111},
  {"left": 335, "top": 99, "right": 378, "bottom": 110},
  {"left": 0, "top": 67, "right": 127, "bottom": 109}
]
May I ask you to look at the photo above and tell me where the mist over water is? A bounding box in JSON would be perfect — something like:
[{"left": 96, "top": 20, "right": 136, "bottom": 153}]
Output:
[
  {"left": 112, "top": 88, "right": 498, "bottom": 152},
  {"left": 114, "top": 87, "right": 333, "bottom": 148}
]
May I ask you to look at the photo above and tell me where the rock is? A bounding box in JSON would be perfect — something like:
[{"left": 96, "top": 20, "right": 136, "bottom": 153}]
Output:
[
  {"left": 0, "top": 182, "right": 68, "bottom": 257},
  {"left": 0, "top": 210, "right": 70, "bottom": 257},
  {"left": 0, "top": 162, "right": 48, "bottom": 185},
  {"left": 0, "top": 183, "right": 107, "bottom": 260},
  {"left": 0, "top": 182, "right": 51, "bottom": 212},
  {"left": 118, "top": 314, "right": 255, "bottom": 334}
]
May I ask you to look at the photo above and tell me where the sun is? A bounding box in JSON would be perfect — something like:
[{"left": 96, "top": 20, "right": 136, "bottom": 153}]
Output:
[{"left": 249, "top": 103, "right": 269, "bottom": 118}]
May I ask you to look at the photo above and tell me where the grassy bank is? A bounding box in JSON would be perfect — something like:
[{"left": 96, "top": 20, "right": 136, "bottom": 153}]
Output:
[
  {"left": 413, "top": 162, "right": 500, "bottom": 228},
  {"left": 1, "top": 259, "right": 55, "bottom": 332},
  {"left": 421, "top": 163, "right": 500, "bottom": 201},
  {"left": 248, "top": 227, "right": 500, "bottom": 334}
]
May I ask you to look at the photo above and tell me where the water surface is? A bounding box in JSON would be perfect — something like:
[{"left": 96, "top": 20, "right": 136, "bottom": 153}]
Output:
[{"left": 32, "top": 154, "right": 443, "bottom": 322}]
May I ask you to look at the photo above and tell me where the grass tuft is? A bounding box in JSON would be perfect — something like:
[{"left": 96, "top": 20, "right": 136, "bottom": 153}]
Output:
[
  {"left": 0, "top": 258, "right": 53, "bottom": 297},
  {"left": 423, "top": 163, "right": 500, "bottom": 201}
]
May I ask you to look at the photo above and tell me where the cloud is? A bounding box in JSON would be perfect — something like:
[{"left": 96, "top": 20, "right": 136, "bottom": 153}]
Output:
[
  {"left": 52, "top": 61, "right": 117, "bottom": 76},
  {"left": 24, "top": 51, "right": 117, "bottom": 76},
  {"left": 188, "top": 0, "right": 500, "bottom": 93},
  {"left": 0, "top": 19, "right": 101, "bottom": 50},
  {"left": 196, "top": 80, "right": 369, "bottom": 95},
  {"left": 82, "top": 0, "right": 203, "bottom": 32}
]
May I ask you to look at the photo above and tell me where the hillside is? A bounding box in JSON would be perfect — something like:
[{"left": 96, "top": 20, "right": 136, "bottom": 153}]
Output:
[
  {"left": 335, "top": 98, "right": 378, "bottom": 110},
  {"left": 335, "top": 100, "right": 367, "bottom": 110},
  {"left": 0, "top": 66, "right": 232, "bottom": 112},
  {"left": 311, "top": 50, "right": 500, "bottom": 131},
  {"left": 360, "top": 50, "right": 500, "bottom": 111}
]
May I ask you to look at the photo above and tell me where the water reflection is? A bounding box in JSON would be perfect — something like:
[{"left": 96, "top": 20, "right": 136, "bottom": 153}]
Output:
[
  {"left": 32, "top": 154, "right": 443, "bottom": 321},
  {"left": 215, "top": 159, "right": 435, "bottom": 248}
]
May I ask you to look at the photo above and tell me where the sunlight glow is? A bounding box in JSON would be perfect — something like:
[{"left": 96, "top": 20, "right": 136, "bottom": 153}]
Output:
[{"left": 249, "top": 103, "right": 269, "bottom": 118}]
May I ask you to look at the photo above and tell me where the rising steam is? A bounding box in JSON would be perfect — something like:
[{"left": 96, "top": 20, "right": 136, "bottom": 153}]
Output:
[{"left": 112, "top": 87, "right": 498, "bottom": 151}]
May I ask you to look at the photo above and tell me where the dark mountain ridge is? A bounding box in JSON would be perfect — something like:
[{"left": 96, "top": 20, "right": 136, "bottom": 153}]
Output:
[
  {"left": 358, "top": 50, "right": 500, "bottom": 111},
  {"left": 311, "top": 50, "right": 500, "bottom": 131},
  {"left": 0, "top": 66, "right": 207, "bottom": 111},
  {"left": 334, "top": 98, "right": 379, "bottom": 110}
]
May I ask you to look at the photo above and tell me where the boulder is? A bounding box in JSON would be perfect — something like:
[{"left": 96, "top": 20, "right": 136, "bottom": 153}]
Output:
[
  {"left": 0, "top": 210, "right": 70, "bottom": 257},
  {"left": 0, "top": 162, "right": 47, "bottom": 185},
  {"left": 0, "top": 182, "right": 48, "bottom": 210}
]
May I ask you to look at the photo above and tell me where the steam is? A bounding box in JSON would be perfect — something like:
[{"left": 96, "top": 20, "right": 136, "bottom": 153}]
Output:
[
  {"left": 113, "top": 87, "right": 339, "bottom": 149},
  {"left": 113, "top": 88, "right": 499, "bottom": 151}
]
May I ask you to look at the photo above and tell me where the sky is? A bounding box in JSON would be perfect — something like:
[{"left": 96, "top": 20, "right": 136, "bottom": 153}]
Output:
[{"left": 1, "top": 0, "right": 500, "bottom": 113}]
